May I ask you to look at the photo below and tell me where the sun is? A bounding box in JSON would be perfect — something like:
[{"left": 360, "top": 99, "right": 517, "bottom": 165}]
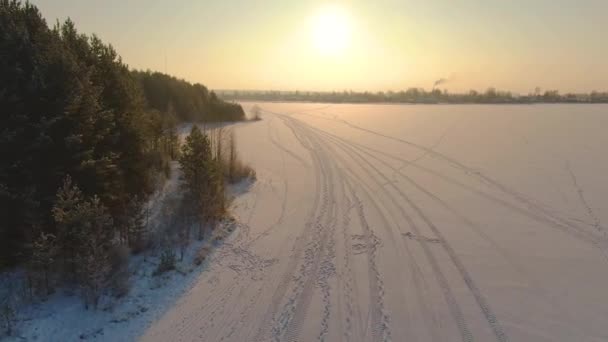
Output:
[{"left": 309, "top": 5, "right": 352, "bottom": 56}]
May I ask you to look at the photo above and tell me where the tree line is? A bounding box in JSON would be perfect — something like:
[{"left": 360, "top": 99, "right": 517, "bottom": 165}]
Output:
[
  {"left": 0, "top": 0, "right": 250, "bottom": 314},
  {"left": 219, "top": 88, "right": 608, "bottom": 104},
  {"left": 133, "top": 70, "right": 245, "bottom": 122}
]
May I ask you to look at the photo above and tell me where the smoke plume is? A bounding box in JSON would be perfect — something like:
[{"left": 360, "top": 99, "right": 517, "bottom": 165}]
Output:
[{"left": 433, "top": 78, "right": 448, "bottom": 89}]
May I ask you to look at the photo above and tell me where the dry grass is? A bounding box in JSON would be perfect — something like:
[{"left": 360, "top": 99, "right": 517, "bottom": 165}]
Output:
[
  {"left": 206, "top": 126, "right": 256, "bottom": 185},
  {"left": 224, "top": 131, "right": 256, "bottom": 184},
  {"left": 227, "top": 159, "right": 256, "bottom": 184}
]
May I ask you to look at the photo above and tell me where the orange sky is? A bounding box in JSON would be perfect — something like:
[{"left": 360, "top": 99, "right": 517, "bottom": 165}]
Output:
[{"left": 32, "top": 0, "right": 608, "bottom": 93}]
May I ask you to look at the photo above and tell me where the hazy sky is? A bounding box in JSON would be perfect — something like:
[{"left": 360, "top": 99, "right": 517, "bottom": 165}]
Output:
[{"left": 31, "top": 0, "right": 608, "bottom": 93}]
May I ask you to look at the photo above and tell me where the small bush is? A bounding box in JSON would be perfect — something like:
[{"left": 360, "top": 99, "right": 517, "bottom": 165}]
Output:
[
  {"left": 251, "top": 105, "right": 262, "bottom": 121},
  {"left": 110, "top": 271, "right": 131, "bottom": 298},
  {"left": 154, "top": 250, "right": 176, "bottom": 275},
  {"left": 108, "top": 245, "right": 131, "bottom": 298},
  {"left": 163, "top": 160, "right": 171, "bottom": 179},
  {"left": 211, "top": 222, "right": 236, "bottom": 245},
  {"left": 109, "top": 245, "right": 130, "bottom": 270},
  {"left": 212, "top": 231, "right": 225, "bottom": 243},
  {"left": 0, "top": 299, "right": 16, "bottom": 337},
  {"left": 228, "top": 160, "right": 256, "bottom": 184},
  {"left": 130, "top": 235, "right": 150, "bottom": 255},
  {"left": 193, "top": 245, "right": 211, "bottom": 266}
]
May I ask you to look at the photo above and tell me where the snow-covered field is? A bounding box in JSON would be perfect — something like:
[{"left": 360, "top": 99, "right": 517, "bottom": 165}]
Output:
[{"left": 141, "top": 103, "right": 608, "bottom": 342}]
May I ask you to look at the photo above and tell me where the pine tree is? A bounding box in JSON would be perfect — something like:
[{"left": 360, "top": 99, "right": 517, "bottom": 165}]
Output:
[
  {"left": 125, "top": 195, "right": 147, "bottom": 251},
  {"left": 28, "top": 232, "right": 58, "bottom": 297},
  {"left": 73, "top": 195, "right": 114, "bottom": 309},
  {"left": 0, "top": 0, "right": 245, "bottom": 274},
  {"left": 52, "top": 176, "right": 85, "bottom": 280},
  {"left": 52, "top": 177, "right": 114, "bottom": 308},
  {"left": 179, "top": 126, "right": 224, "bottom": 239}
]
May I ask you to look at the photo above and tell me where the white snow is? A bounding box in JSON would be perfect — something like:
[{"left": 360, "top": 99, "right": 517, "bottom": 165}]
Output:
[{"left": 142, "top": 103, "right": 608, "bottom": 342}]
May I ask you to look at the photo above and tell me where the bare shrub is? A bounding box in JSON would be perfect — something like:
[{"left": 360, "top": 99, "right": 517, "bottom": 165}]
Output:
[
  {"left": 0, "top": 296, "right": 16, "bottom": 337},
  {"left": 154, "top": 250, "right": 176, "bottom": 275},
  {"left": 251, "top": 105, "right": 262, "bottom": 121},
  {"left": 110, "top": 270, "right": 131, "bottom": 299},
  {"left": 108, "top": 245, "right": 131, "bottom": 298},
  {"left": 224, "top": 131, "right": 256, "bottom": 184},
  {"left": 228, "top": 159, "right": 256, "bottom": 184},
  {"left": 193, "top": 245, "right": 211, "bottom": 266}
]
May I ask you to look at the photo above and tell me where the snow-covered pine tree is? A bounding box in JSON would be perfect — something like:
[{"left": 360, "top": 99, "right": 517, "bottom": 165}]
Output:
[
  {"left": 52, "top": 176, "right": 85, "bottom": 283},
  {"left": 52, "top": 177, "right": 115, "bottom": 308},
  {"left": 74, "top": 196, "right": 113, "bottom": 309}
]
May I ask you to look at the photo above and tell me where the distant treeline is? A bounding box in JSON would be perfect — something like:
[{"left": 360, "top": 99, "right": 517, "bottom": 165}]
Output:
[
  {"left": 219, "top": 88, "right": 608, "bottom": 104},
  {"left": 0, "top": 0, "right": 245, "bottom": 274},
  {"left": 133, "top": 71, "right": 245, "bottom": 122}
]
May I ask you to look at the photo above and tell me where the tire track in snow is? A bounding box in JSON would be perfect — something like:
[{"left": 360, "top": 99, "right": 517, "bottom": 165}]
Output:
[
  {"left": 298, "top": 111, "right": 604, "bottom": 247},
  {"left": 267, "top": 116, "right": 311, "bottom": 168},
  {"left": 566, "top": 162, "right": 604, "bottom": 235},
  {"left": 306, "top": 123, "right": 473, "bottom": 342},
  {"left": 326, "top": 138, "right": 443, "bottom": 341},
  {"left": 175, "top": 239, "right": 279, "bottom": 340},
  {"left": 350, "top": 192, "right": 391, "bottom": 342},
  {"left": 253, "top": 113, "right": 343, "bottom": 342},
  {"left": 277, "top": 125, "right": 337, "bottom": 342},
  {"left": 311, "top": 122, "right": 549, "bottom": 290},
  {"left": 251, "top": 119, "right": 324, "bottom": 342},
  {"left": 286, "top": 115, "right": 464, "bottom": 341},
  {"left": 243, "top": 118, "right": 291, "bottom": 247},
  {"left": 334, "top": 145, "right": 448, "bottom": 342},
  {"left": 282, "top": 115, "right": 393, "bottom": 342},
  {"left": 300, "top": 118, "right": 512, "bottom": 342},
  {"left": 226, "top": 117, "right": 321, "bottom": 342},
  {"left": 173, "top": 277, "right": 241, "bottom": 340},
  {"left": 313, "top": 124, "right": 608, "bottom": 254},
  {"left": 335, "top": 189, "right": 359, "bottom": 341}
]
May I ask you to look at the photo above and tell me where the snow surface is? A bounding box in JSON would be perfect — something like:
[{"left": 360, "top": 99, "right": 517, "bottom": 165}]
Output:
[{"left": 142, "top": 103, "right": 608, "bottom": 342}]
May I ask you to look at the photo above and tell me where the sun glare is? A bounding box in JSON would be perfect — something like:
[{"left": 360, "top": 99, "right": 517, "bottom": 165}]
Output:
[{"left": 309, "top": 6, "right": 352, "bottom": 56}]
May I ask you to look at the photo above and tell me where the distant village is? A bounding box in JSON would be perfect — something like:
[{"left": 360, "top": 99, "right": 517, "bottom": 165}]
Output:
[{"left": 219, "top": 88, "right": 608, "bottom": 104}]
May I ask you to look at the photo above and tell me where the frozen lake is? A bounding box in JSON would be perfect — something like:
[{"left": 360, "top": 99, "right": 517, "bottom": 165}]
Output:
[{"left": 143, "top": 103, "right": 608, "bottom": 342}]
